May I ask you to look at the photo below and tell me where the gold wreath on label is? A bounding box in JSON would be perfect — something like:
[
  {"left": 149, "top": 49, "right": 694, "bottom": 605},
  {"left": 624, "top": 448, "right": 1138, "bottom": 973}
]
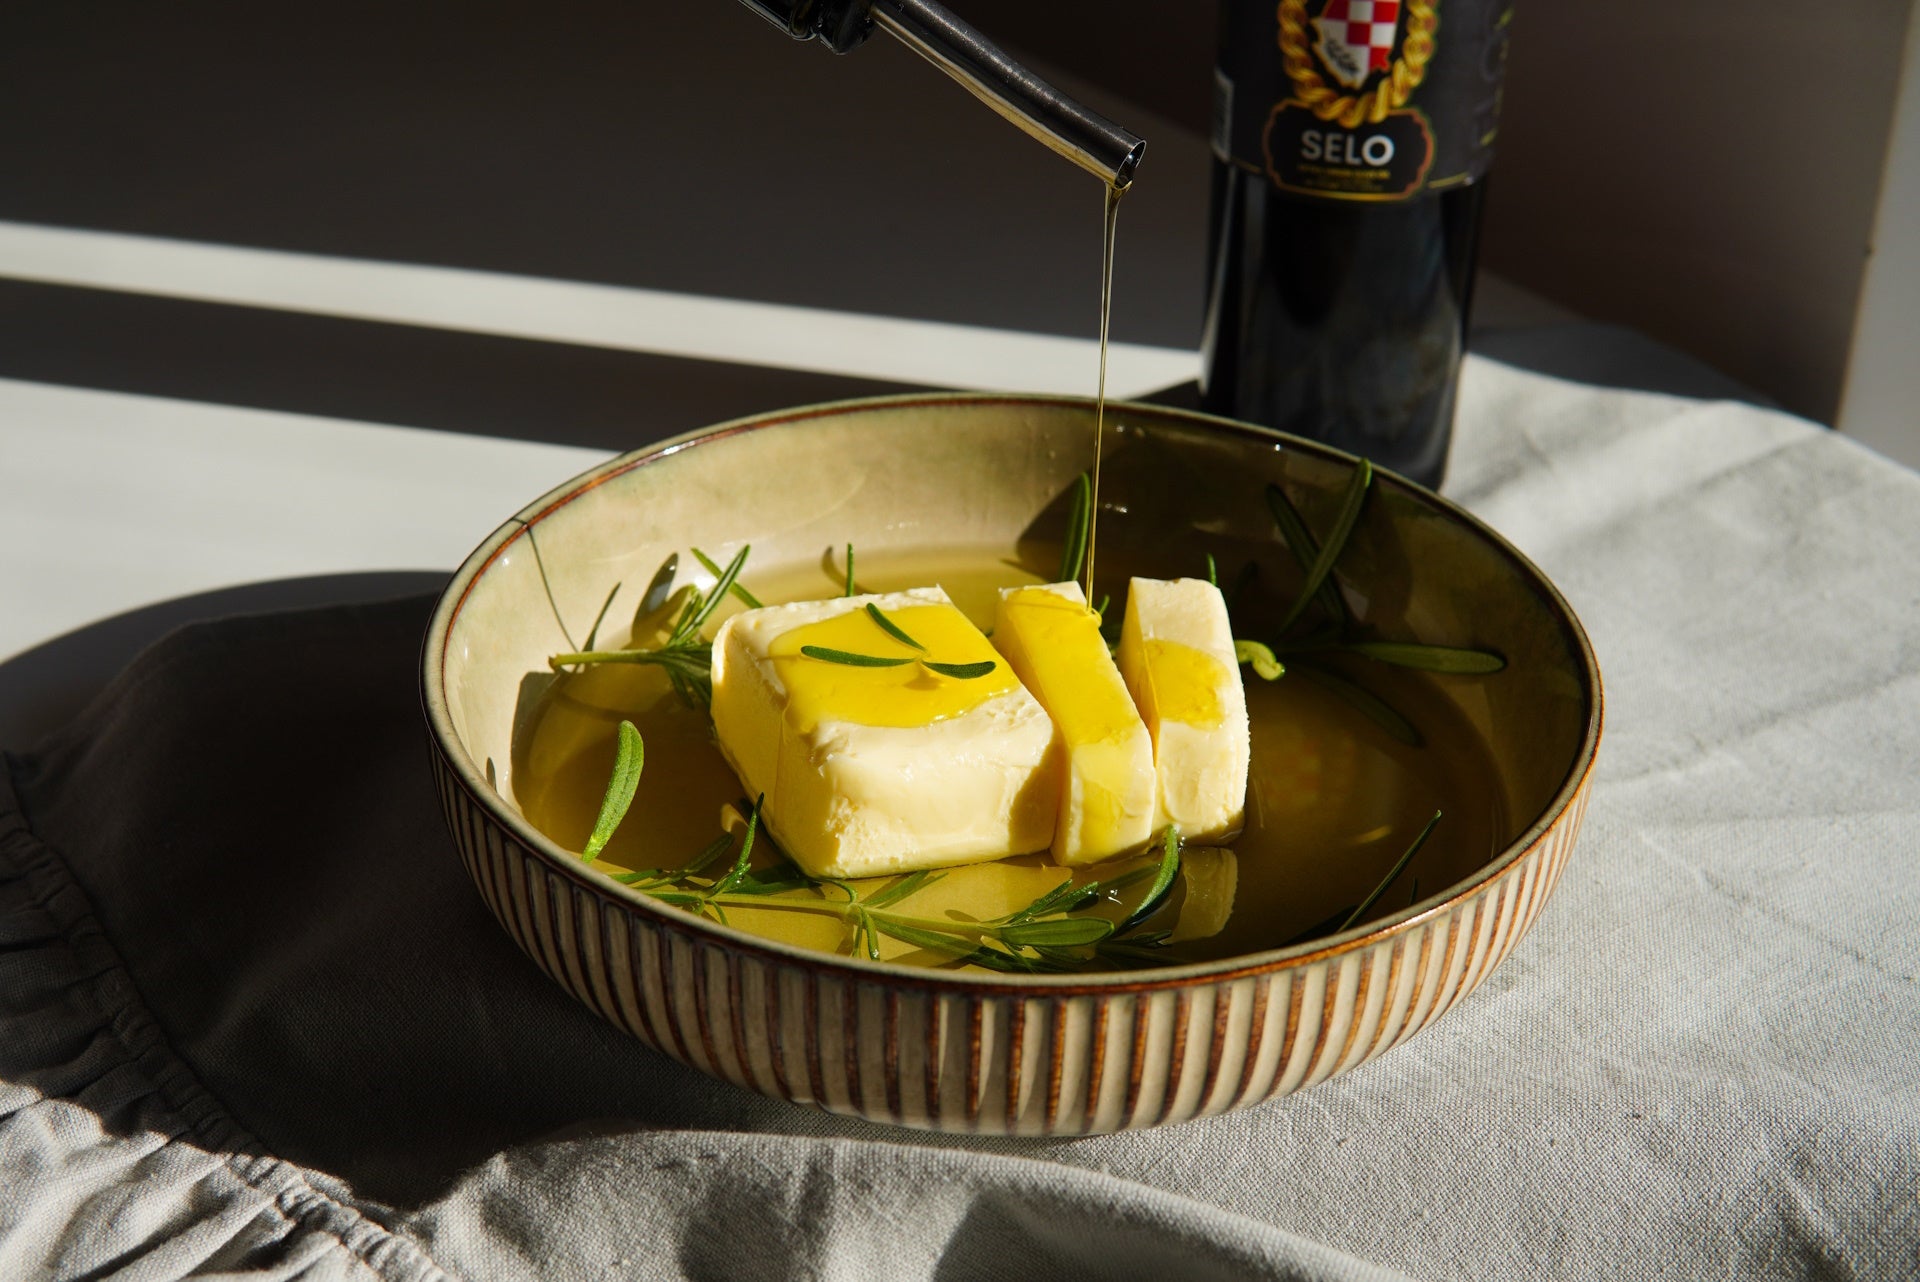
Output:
[{"left": 1278, "top": 0, "right": 1438, "bottom": 130}]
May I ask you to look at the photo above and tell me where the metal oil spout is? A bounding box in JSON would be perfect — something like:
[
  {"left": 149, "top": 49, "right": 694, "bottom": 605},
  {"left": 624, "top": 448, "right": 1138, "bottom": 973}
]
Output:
[{"left": 734, "top": 0, "right": 1144, "bottom": 190}]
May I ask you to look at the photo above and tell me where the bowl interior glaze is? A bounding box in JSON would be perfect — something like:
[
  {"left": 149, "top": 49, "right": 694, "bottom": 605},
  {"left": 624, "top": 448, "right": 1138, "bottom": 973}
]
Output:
[{"left": 428, "top": 394, "right": 1597, "bottom": 984}]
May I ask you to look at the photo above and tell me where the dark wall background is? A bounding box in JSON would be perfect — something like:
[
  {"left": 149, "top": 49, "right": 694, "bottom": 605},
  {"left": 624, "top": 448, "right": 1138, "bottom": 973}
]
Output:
[{"left": 2, "top": 1, "right": 1908, "bottom": 426}]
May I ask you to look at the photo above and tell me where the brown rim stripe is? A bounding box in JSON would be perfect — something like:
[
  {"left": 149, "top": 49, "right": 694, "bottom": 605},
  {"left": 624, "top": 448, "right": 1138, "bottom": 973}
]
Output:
[
  {"left": 765, "top": 963, "right": 792, "bottom": 1101},
  {"left": 690, "top": 943, "right": 723, "bottom": 1076},
  {"left": 512, "top": 844, "right": 551, "bottom": 983},
  {"left": 652, "top": 931, "right": 694, "bottom": 1066},
  {"left": 1201, "top": 985, "right": 1234, "bottom": 1116},
  {"left": 549, "top": 875, "right": 588, "bottom": 1005},
  {"left": 1380, "top": 922, "right": 1436, "bottom": 1058},
  {"left": 1084, "top": 999, "right": 1111, "bottom": 1131},
  {"left": 576, "top": 889, "right": 617, "bottom": 1025},
  {"left": 965, "top": 997, "right": 985, "bottom": 1129},
  {"left": 1123, "top": 995, "right": 1150, "bottom": 1126},
  {"left": 1479, "top": 867, "right": 1523, "bottom": 978},
  {"left": 1454, "top": 880, "right": 1509, "bottom": 1008},
  {"left": 1233, "top": 975, "right": 1274, "bottom": 1108},
  {"left": 602, "top": 910, "right": 644, "bottom": 1045},
  {"left": 1305, "top": 956, "right": 1356, "bottom": 1086},
  {"left": 1005, "top": 999, "right": 1027, "bottom": 1130},
  {"left": 1509, "top": 854, "right": 1549, "bottom": 958},
  {"left": 621, "top": 913, "right": 665, "bottom": 1050},
  {"left": 1044, "top": 999, "right": 1068, "bottom": 1133},
  {"left": 883, "top": 991, "right": 902, "bottom": 1124},
  {"left": 1428, "top": 899, "right": 1475, "bottom": 1025},
  {"left": 727, "top": 953, "right": 753, "bottom": 1091},
  {"left": 803, "top": 970, "right": 825, "bottom": 1106},
  {"left": 842, "top": 980, "right": 862, "bottom": 1116},
  {"left": 924, "top": 998, "right": 944, "bottom": 1128},
  {"left": 1155, "top": 989, "right": 1194, "bottom": 1125},
  {"left": 1357, "top": 934, "right": 1409, "bottom": 1067},
  {"left": 1399, "top": 917, "right": 1442, "bottom": 1049},
  {"left": 533, "top": 868, "right": 567, "bottom": 994},
  {"left": 1268, "top": 964, "right": 1313, "bottom": 1100}
]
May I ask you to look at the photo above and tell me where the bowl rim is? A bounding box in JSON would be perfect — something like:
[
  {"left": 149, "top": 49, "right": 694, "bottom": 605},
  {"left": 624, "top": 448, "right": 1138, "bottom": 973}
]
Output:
[{"left": 422, "top": 391, "right": 1603, "bottom": 996}]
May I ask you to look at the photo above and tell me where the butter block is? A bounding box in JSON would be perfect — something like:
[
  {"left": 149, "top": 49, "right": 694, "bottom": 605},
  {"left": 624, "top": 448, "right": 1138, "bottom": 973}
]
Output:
[
  {"left": 711, "top": 588, "right": 1058, "bottom": 879},
  {"left": 992, "top": 582, "right": 1156, "bottom": 865},
  {"left": 1116, "top": 577, "right": 1249, "bottom": 843}
]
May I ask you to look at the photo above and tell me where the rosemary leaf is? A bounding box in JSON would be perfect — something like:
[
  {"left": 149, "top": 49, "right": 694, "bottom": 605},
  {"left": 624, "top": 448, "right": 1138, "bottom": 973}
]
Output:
[
  {"left": 582, "top": 720, "right": 643, "bottom": 862},
  {"left": 864, "top": 603, "right": 926, "bottom": 651},
  {"left": 1276, "top": 459, "right": 1371, "bottom": 635},
  {"left": 844, "top": 543, "right": 856, "bottom": 598},
  {"left": 1264, "top": 483, "right": 1352, "bottom": 628},
  {"left": 1292, "top": 662, "right": 1421, "bottom": 747},
  {"left": 865, "top": 868, "right": 943, "bottom": 910},
  {"left": 707, "top": 795, "right": 763, "bottom": 899},
  {"left": 998, "top": 916, "right": 1115, "bottom": 947},
  {"left": 922, "top": 659, "right": 996, "bottom": 680},
  {"left": 1057, "top": 472, "right": 1092, "bottom": 586},
  {"left": 582, "top": 581, "right": 622, "bottom": 652},
  {"left": 1234, "top": 639, "right": 1286, "bottom": 681},
  {"left": 1340, "top": 641, "right": 1507, "bottom": 674},
  {"left": 1206, "top": 552, "right": 1218, "bottom": 587},
  {"left": 684, "top": 832, "right": 741, "bottom": 878},
  {"left": 1338, "top": 810, "right": 1442, "bottom": 933},
  {"left": 692, "top": 546, "right": 764, "bottom": 610},
  {"left": 680, "top": 544, "right": 750, "bottom": 640},
  {"left": 1117, "top": 827, "right": 1182, "bottom": 935},
  {"left": 800, "top": 645, "right": 914, "bottom": 668}
]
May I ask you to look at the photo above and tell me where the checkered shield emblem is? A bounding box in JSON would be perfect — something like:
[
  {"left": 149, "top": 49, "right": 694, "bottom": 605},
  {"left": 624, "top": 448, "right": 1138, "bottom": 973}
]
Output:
[{"left": 1311, "top": 0, "right": 1402, "bottom": 89}]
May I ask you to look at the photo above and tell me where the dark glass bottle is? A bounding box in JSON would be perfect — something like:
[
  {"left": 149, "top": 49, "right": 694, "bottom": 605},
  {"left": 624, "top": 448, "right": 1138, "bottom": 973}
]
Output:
[{"left": 1200, "top": 1, "right": 1512, "bottom": 491}]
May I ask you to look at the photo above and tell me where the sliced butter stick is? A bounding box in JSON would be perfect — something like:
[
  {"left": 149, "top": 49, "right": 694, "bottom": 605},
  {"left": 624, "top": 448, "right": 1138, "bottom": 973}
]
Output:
[
  {"left": 711, "top": 587, "right": 1058, "bottom": 880},
  {"left": 992, "top": 582, "right": 1156, "bottom": 866},
  {"left": 1116, "top": 577, "right": 1249, "bottom": 843}
]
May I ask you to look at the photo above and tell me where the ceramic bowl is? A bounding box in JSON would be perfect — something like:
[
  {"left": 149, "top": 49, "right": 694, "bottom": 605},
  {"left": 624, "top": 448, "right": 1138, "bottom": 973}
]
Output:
[{"left": 422, "top": 393, "right": 1601, "bottom": 1134}]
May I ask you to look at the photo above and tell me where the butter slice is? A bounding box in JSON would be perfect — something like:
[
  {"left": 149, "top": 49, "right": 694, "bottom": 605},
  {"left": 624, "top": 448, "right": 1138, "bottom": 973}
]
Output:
[
  {"left": 711, "top": 588, "right": 1058, "bottom": 879},
  {"left": 992, "top": 582, "right": 1156, "bottom": 865},
  {"left": 1116, "top": 577, "right": 1249, "bottom": 843}
]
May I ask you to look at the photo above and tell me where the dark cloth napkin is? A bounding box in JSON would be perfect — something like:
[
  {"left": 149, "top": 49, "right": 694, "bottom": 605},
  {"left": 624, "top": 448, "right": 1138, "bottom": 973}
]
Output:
[{"left": 0, "top": 595, "right": 1377, "bottom": 1281}]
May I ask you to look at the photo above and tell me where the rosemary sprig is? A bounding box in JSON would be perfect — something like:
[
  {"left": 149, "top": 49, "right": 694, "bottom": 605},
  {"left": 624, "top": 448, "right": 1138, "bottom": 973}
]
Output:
[
  {"left": 799, "top": 646, "right": 996, "bottom": 681},
  {"left": 577, "top": 723, "right": 1185, "bottom": 971},
  {"left": 692, "top": 546, "right": 764, "bottom": 610},
  {"left": 1057, "top": 471, "right": 1092, "bottom": 588},
  {"left": 1221, "top": 468, "right": 1504, "bottom": 740},
  {"left": 548, "top": 544, "right": 757, "bottom": 707},
  {"left": 1276, "top": 459, "right": 1371, "bottom": 635}
]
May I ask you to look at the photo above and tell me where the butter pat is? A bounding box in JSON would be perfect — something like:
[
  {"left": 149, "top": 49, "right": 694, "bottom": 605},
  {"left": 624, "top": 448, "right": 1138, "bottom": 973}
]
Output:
[
  {"left": 1116, "top": 577, "right": 1249, "bottom": 843},
  {"left": 992, "top": 582, "right": 1156, "bottom": 865},
  {"left": 711, "top": 588, "right": 1058, "bottom": 879}
]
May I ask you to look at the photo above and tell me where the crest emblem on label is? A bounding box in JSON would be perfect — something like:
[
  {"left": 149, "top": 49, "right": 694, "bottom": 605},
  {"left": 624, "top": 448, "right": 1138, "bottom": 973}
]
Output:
[{"left": 1311, "top": 0, "right": 1401, "bottom": 89}]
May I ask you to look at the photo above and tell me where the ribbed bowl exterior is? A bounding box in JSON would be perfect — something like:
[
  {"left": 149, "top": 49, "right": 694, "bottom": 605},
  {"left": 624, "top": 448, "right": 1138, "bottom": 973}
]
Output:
[{"left": 430, "top": 737, "right": 1591, "bottom": 1134}]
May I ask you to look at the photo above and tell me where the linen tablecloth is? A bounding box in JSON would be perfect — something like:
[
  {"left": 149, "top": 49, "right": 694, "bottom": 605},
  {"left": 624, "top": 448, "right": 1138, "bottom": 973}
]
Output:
[{"left": 4, "top": 346, "right": 1917, "bottom": 1280}]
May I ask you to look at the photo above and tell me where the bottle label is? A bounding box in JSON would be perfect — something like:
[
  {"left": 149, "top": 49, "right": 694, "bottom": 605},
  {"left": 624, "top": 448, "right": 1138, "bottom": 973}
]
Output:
[{"left": 1216, "top": 0, "right": 1511, "bottom": 202}]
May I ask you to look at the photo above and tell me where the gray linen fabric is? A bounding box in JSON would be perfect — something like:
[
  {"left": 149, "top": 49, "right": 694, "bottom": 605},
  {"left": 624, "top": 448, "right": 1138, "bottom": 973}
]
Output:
[{"left": 4, "top": 347, "right": 1919, "bottom": 1280}]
